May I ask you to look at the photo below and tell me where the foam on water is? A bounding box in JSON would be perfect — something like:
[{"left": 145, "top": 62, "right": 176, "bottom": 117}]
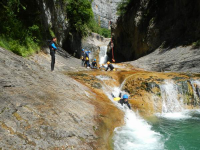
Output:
[
  {"left": 99, "top": 46, "right": 108, "bottom": 65},
  {"left": 156, "top": 111, "right": 192, "bottom": 120},
  {"left": 113, "top": 109, "right": 164, "bottom": 150},
  {"left": 96, "top": 75, "right": 113, "bottom": 81},
  {"left": 103, "top": 87, "right": 164, "bottom": 150}
]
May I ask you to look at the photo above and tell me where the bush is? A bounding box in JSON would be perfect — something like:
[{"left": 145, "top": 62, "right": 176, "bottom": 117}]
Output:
[
  {"left": 117, "top": 0, "right": 131, "bottom": 16},
  {"left": 192, "top": 40, "right": 200, "bottom": 49},
  {"left": 0, "top": 0, "right": 43, "bottom": 56},
  {"left": 66, "top": 0, "right": 94, "bottom": 36},
  {"left": 88, "top": 19, "right": 111, "bottom": 38},
  {"left": 66, "top": 0, "right": 111, "bottom": 38}
]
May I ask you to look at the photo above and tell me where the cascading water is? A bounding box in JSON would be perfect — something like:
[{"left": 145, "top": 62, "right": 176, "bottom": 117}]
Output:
[
  {"left": 160, "top": 80, "right": 184, "bottom": 113},
  {"left": 99, "top": 46, "right": 108, "bottom": 65},
  {"left": 97, "top": 76, "right": 164, "bottom": 150},
  {"left": 97, "top": 75, "right": 200, "bottom": 149}
]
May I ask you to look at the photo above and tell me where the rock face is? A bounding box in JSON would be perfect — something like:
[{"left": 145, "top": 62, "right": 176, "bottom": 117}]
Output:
[
  {"left": 81, "top": 32, "right": 110, "bottom": 62},
  {"left": 130, "top": 46, "right": 200, "bottom": 73},
  {"left": 121, "top": 71, "right": 200, "bottom": 115},
  {"left": 112, "top": 0, "right": 200, "bottom": 62},
  {"left": 0, "top": 47, "right": 123, "bottom": 149},
  {"left": 92, "top": 0, "right": 122, "bottom": 28},
  {"left": 37, "top": 0, "right": 68, "bottom": 45}
]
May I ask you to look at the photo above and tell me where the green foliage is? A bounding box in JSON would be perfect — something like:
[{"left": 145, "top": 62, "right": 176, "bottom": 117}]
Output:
[
  {"left": 0, "top": 0, "right": 43, "bottom": 56},
  {"left": 88, "top": 19, "right": 111, "bottom": 38},
  {"left": 66, "top": 0, "right": 110, "bottom": 38},
  {"left": 66, "top": 0, "right": 94, "bottom": 36},
  {"left": 192, "top": 40, "right": 200, "bottom": 49},
  {"left": 117, "top": 0, "right": 131, "bottom": 16},
  {"left": 0, "top": 36, "right": 40, "bottom": 57},
  {"left": 49, "top": 28, "right": 56, "bottom": 38}
]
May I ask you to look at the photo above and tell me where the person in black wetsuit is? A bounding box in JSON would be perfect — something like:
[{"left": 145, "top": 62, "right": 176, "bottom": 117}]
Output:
[
  {"left": 91, "top": 59, "right": 97, "bottom": 69},
  {"left": 49, "top": 37, "right": 58, "bottom": 71},
  {"left": 119, "top": 94, "right": 131, "bottom": 109},
  {"left": 106, "top": 61, "right": 115, "bottom": 71},
  {"left": 81, "top": 49, "right": 85, "bottom": 67}
]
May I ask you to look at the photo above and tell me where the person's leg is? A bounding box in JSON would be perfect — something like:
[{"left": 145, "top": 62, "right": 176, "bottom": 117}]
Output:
[
  {"left": 82, "top": 60, "right": 85, "bottom": 66},
  {"left": 51, "top": 50, "right": 55, "bottom": 71}
]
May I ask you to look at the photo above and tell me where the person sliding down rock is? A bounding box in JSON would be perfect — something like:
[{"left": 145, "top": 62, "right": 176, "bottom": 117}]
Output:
[
  {"left": 105, "top": 61, "right": 115, "bottom": 71},
  {"left": 49, "top": 37, "right": 58, "bottom": 71},
  {"left": 119, "top": 94, "right": 131, "bottom": 109},
  {"left": 91, "top": 59, "right": 97, "bottom": 69}
]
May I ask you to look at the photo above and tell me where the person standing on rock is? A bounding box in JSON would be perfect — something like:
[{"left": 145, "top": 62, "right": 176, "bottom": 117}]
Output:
[
  {"left": 49, "top": 37, "right": 58, "bottom": 71},
  {"left": 81, "top": 49, "right": 85, "bottom": 67},
  {"left": 119, "top": 94, "right": 131, "bottom": 109},
  {"left": 84, "top": 50, "right": 91, "bottom": 68}
]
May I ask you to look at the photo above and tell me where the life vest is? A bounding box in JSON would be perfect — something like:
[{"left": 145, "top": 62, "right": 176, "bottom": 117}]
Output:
[{"left": 86, "top": 57, "right": 89, "bottom": 60}]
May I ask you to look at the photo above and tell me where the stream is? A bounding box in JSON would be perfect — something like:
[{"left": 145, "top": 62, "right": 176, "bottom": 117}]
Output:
[{"left": 97, "top": 75, "right": 200, "bottom": 150}]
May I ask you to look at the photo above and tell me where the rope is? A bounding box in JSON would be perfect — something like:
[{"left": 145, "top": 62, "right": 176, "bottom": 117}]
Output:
[{"left": 110, "top": 21, "right": 115, "bottom": 63}]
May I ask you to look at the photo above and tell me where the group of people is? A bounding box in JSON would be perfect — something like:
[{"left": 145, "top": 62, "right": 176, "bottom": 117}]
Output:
[
  {"left": 48, "top": 37, "right": 115, "bottom": 72},
  {"left": 81, "top": 49, "right": 115, "bottom": 71},
  {"left": 49, "top": 37, "right": 131, "bottom": 109},
  {"left": 81, "top": 49, "right": 97, "bottom": 69}
]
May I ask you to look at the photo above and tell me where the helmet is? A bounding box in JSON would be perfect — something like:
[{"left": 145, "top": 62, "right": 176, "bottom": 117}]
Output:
[
  {"left": 94, "top": 59, "right": 96, "bottom": 61},
  {"left": 82, "top": 49, "right": 84, "bottom": 51},
  {"left": 107, "top": 61, "right": 110, "bottom": 64},
  {"left": 88, "top": 51, "right": 91, "bottom": 53},
  {"left": 123, "top": 94, "right": 128, "bottom": 99}
]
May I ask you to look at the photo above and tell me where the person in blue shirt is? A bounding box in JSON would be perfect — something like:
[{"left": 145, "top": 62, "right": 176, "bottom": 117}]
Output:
[{"left": 49, "top": 37, "right": 57, "bottom": 71}]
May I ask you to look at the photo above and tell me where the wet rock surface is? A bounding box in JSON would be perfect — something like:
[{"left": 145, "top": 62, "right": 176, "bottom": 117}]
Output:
[
  {"left": 0, "top": 47, "right": 123, "bottom": 149},
  {"left": 121, "top": 71, "right": 200, "bottom": 115}
]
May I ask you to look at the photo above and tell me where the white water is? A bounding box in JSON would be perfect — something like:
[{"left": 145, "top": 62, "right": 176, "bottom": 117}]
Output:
[
  {"left": 160, "top": 80, "right": 184, "bottom": 113},
  {"left": 96, "top": 74, "right": 164, "bottom": 150},
  {"left": 158, "top": 80, "right": 200, "bottom": 120},
  {"left": 99, "top": 46, "right": 108, "bottom": 65},
  {"left": 97, "top": 75, "right": 200, "bottom": 149}
]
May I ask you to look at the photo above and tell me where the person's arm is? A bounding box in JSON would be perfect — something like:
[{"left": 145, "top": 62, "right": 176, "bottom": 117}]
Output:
[
  {"left": 126, "top": 102, "right": 131, "bottom": 109},
  {"left": 51, "top": 43, "right": 57, "bottom": 50}
]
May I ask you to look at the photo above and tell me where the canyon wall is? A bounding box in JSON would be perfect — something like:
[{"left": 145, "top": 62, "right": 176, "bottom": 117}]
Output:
[
  {"left": 92, "top": 0, "right": 121, "bottom": 29},
  {"left": 112, "top": 0, "right": 200, "bottom": 62}
]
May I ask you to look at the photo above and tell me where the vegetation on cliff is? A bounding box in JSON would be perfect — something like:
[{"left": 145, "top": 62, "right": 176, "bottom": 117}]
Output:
[
  {"left": 0, "top": 0, "right": 44, "bottom": 56},
  {"left": 66, "top": 0, "right": 111, "bottom": 38}
]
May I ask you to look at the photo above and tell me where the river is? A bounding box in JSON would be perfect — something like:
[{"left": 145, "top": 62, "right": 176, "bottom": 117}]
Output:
[{"left": 97, "top": 74, "right": 200, "bottom": 150}]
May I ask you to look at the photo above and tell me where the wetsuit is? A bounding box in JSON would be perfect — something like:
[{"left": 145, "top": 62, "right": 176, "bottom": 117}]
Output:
[
  {"left": 84, "top": 52, "right": 90, "bottom": 67},
  {"left": 81, "top": 52, "right": 85, "bottom": 67},
  {"left": 106, "top": 63, "right": 114, "bottom": 71},
  {"left": 119, "top": 98, "right": 131, "bottom": 109},
  {"left": 91, "top": 61, "right": 97, "bottom": 69},
  {"left": 49, "top": 41, "right": 57, "bottom": 71}
]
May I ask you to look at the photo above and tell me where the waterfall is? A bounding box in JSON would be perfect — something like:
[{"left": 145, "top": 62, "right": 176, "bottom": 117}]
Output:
[
  {"left": 159, "top": 80, "right": 184, "bottom": 113},
  {"left": 96, "top": 75, "right": 164, "bottom": 150},
  {"left": 99, "top": 46, "right": 108, "bottom": 65}
]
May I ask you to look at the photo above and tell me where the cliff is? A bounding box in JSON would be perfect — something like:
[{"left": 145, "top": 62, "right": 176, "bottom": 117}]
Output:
[
  {"left": 112, "top": 0, "right": 200, "bottom": 62},
  {"left": 0, "top": 47, "right": 123, "bottom": 149},
  {"left": 92, "top": 0, "right": 121, "bottom": 29}
]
